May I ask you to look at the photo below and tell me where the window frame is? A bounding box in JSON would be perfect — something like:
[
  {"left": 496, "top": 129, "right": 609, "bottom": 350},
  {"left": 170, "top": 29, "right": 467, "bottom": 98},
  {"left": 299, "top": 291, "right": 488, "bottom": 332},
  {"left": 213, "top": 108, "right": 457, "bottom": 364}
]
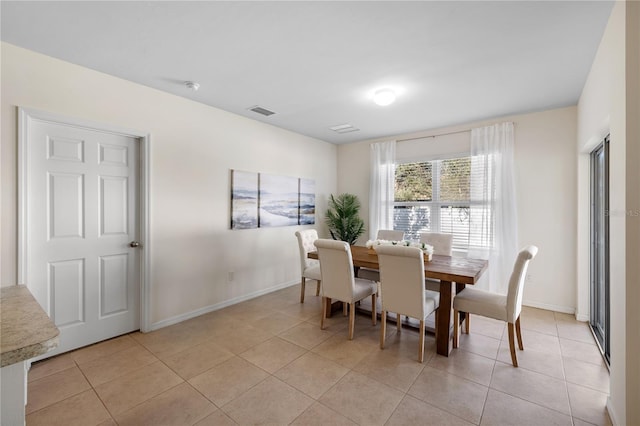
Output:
[{"left": 393, "top": 155, "right": 476, "bottom": 253}]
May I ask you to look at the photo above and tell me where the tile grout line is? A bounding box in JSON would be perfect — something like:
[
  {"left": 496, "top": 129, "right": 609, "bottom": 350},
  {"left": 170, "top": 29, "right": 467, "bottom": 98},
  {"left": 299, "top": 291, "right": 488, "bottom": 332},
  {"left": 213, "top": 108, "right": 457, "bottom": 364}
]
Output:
[
  {"left": 477, "top": 354, "right": 499, "bottom": 426},
  {"left": 214, "top": 344, "right": 310, "bottom": 423},
  {"left": 27, "top": 337, "right": 149, "bottom": 424},
  {"left": 556, "top": 318, "right": 579, "bottom": 426},
  {"left": 73, "top": 357, "right": 119, "bottom": 426},
  {"left": 482, "top": 315, "right": 592, "bottom": 423},
  {"left": 98, "top": 358, "right": 187, "bottom": 423}
]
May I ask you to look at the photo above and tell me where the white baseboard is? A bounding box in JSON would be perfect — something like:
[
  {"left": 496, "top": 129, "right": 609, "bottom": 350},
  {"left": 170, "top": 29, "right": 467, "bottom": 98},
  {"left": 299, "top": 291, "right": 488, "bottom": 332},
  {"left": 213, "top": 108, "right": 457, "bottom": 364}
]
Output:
[
  {"left": 149, "top": 279, "right": 299, "bottom": 331},
  {"left": 606, "top": 397, "right": 619, "bottom": 425},
  {"left": 575, "top": 312, "right": 590, "bottom": 322},
  {"left": 523, "top": 300, "right": 576, "bottom": 316}
]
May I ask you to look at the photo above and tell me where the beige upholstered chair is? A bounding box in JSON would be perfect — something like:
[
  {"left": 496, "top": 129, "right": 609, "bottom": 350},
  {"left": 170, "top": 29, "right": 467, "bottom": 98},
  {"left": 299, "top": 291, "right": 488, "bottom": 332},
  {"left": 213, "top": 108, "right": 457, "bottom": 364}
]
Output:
[
  {"left": 420, "top": 232, "right": 454, "bottom": 291},
  {"left": 358, "top": 229, "right": 405, "bottom": 282},
  {"left": 419, "top": 232, "right": 453, "bottom": 256},
  {"left": 453, "top": 245, "right": 538, "bottom": 367},
  {"left": 295, "top": 230, "right": 322, "bottom": 303},
  {"left": 376, "top": 245, "right": 440, "bottom": 362},
  {"left": 314, "top": 239, "right": 377, "bottom": 340}
]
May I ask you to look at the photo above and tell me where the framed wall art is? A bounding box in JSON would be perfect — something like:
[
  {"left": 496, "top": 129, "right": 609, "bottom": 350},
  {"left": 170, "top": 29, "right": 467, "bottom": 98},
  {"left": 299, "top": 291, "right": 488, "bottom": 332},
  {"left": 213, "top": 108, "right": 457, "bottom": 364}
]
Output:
[
  {"left": 230, "top": 170, "right": 258, "bottom": 229},
  {"left": 259, "top": 174, "right": 299, "bottom": 227},
  {"left": 230, "top": 170, "right": 316, "bottom": 229},
  {"left": 299, "top": 178, "right": 316, "bottom": 225}
]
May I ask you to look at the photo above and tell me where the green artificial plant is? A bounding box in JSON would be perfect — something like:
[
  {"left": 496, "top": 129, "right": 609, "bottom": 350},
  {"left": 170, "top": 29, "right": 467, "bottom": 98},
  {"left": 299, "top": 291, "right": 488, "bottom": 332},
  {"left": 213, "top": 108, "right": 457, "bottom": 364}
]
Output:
[{"left": 325, "top": 193, "right": 365, "bottom": 245}]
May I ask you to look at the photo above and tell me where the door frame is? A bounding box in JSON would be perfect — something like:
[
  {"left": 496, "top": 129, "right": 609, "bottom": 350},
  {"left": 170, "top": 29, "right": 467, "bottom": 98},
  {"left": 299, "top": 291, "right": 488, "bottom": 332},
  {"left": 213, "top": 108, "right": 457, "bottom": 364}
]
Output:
[
  {"left": 589, "top": 136, "right": 610, "bottom": 364},
  {"left": 17, "top": 107, "right": 152, "bottom": 332}
]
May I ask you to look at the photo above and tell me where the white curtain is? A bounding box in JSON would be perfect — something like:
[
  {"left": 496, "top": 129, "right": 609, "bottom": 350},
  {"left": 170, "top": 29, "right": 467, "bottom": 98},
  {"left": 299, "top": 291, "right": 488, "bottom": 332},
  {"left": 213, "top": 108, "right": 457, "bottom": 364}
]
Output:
[
  {"left": 369, "top": 141, "right": 396, "bottom": 241},
  {"left": 468, "top": 122, "right": 518, "bottom": 294}
]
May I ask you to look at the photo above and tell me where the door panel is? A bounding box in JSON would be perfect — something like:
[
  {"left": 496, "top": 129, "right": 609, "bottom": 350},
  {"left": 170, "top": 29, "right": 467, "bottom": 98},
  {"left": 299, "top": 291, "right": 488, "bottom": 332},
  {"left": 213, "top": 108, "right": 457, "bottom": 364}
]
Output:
[
  {"left": 590, "top": 137, "right": 610, "bottom": 364},
  {"left": 99, "top": 254, "right": 129, "bottom": 316},
  {"left": 48, "top": 172, "right": 84, "bottom": 239},
  {"left": 27, "top": 119, "right": 140, "bottom": 357},
  {"left": 100, "top": 176, "right": 129, "bottom": 236},
  {"left": 47, "top": 136, "right": 84, "bottom": 162},
  {"left": 49, "top": 259, "right": 84, "bottom": 327}
]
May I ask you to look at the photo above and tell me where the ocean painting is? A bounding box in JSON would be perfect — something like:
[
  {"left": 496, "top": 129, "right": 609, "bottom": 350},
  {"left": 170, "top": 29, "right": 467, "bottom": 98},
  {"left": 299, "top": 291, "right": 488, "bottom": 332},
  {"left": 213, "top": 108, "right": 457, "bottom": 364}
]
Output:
[
  {"left": 299, "top": 178, "right": 316, "bottom": 225},
  {"left": 259, "top": 174, "right": 299, "bottom": 227},
  {"left": 230, "top": 170, "right": 258, "bottom": 229}
]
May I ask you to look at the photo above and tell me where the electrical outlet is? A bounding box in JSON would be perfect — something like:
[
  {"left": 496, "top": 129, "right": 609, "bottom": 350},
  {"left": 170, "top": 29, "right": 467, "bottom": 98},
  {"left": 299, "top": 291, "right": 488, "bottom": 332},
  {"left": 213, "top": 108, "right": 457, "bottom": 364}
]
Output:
[{"left": 228, "top": 271, "right": 234, "bottom": 282}]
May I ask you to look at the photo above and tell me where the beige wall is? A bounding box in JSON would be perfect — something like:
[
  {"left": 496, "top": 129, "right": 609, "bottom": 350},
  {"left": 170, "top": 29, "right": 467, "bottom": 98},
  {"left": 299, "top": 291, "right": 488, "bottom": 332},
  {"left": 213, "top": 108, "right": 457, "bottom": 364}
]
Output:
[
  {"left": 1, "top": 42, "right": 338, "bottom": 326},
  {"left": 577, "top": 1, "right": 640, "bottom": 424},
  {"left": 337, "top": 106, "right": 577, "bottom": 313}
]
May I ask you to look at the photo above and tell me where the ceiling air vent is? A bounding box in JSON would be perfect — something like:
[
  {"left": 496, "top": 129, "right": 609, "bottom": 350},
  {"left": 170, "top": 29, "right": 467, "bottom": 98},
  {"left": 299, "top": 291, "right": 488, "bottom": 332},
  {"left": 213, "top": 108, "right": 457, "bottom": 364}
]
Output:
[
  {"left": 248, "top": 105, "right": 276, "bottom": 116},
  {"left": 329, "top": 123, "right": 360, "bottom": 134}
]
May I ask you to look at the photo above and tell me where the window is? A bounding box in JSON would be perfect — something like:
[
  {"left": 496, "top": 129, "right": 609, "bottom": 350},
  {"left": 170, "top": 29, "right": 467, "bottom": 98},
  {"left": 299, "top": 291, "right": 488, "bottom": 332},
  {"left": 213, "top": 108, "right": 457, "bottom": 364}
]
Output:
[{"left": 394, "top": 157, "right": 472, "bottom": 252}]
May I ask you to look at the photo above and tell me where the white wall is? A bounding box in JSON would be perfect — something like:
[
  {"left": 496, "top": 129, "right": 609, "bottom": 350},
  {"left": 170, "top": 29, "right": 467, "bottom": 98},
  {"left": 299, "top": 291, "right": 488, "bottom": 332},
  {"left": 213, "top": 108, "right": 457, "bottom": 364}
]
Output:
[
  {"left": 625, "top": 3, "right": 640, "bottom": 421},
  {"left": 0, "top": 42, "right": 337, "bottom": 326},
  {"left": 577, "top": 1, "right": 640, "bottom": 424},
  {"left": 337, "top": 106, "right": 577, "bottom": 313}
]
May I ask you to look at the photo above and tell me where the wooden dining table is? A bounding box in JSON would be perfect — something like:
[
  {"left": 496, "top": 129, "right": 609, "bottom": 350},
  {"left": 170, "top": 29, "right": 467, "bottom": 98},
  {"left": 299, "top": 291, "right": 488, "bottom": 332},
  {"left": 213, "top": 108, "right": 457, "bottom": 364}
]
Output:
[{"left": 308, "top": 245, "right": 488, "bottom": 357}]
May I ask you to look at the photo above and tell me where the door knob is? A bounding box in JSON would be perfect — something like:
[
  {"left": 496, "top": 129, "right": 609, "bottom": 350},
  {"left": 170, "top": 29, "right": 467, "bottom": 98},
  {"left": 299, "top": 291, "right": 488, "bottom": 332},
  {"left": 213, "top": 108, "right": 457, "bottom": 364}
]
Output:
[{"left": 129, "top": 241, "right": 141, "bottom": 248}]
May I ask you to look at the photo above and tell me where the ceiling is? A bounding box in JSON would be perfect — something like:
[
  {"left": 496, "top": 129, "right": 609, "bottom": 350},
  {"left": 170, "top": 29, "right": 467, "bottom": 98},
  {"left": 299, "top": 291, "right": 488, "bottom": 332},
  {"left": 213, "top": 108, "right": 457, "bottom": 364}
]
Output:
[{"left": 0, "top": 1, "right": 614, "bottom": 144}]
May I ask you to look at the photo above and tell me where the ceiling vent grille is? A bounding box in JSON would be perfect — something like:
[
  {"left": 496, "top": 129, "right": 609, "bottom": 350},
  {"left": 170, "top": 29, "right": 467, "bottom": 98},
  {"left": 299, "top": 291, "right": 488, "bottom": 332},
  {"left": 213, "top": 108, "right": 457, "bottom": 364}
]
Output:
[
  {"left": 248, "top": 105, "right": 276, "bottom": 116},
  {"left": 329, "top": 123, "right": 360, "bottom": 134}
]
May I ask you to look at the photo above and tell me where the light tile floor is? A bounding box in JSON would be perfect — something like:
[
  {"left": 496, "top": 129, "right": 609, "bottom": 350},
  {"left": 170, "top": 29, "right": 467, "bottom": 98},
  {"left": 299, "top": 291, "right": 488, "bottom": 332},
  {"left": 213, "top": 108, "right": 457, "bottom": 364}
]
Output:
[{"left": 26, "top": 285, "right": 612, "bottom": 426}]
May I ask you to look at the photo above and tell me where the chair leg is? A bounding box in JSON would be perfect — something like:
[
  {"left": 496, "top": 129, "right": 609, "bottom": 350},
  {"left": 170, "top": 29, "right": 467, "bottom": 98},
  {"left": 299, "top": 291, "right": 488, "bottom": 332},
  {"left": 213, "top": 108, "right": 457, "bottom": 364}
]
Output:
[
  {"left": 380, "top": 310, "right": 387, "bottom": 349},
  {"left": 300, "top": 277, "right": 306, "bottom": 303},
  {"left": 515, "top": 315, "right": 524, "bottom": 350},
  {"left": 320, "top": 297, "right": 326, "bottom": 330},
  {"left": 418, "top": 320, "right": 425, "bottom": 363},
  {"left": 453, "top": 309, "right": 459, "bottom": 348},
  {"left": 507, "top": 322, "right": 519, "bottom": 367},
  {"left": 371, "top": 293, "right": 377, "bottom": 326},
  {"left": 316, "top": 280, "right": 321, "bottom": 296},
  {"left": 434, "top": 308, "right": 438, "bottom": 339},
  {"left": 397, "top": 313, "right": 402, "bottom": 332},
  {"left": 348, "top": 303, "right": 356, "bottom": 340},
  {"left": 343, "top": 302, "right": 348, "bottom": 316},
  {"left": 465, "top": 312, "right": 470, "bottom": 334}
]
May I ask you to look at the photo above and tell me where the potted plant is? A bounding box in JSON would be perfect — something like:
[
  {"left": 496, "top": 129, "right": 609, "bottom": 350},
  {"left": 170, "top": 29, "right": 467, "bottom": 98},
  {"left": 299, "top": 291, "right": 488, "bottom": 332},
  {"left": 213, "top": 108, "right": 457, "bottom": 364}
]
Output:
[{"left": 325, "top": 193, "right": 365, "bottom": 245}]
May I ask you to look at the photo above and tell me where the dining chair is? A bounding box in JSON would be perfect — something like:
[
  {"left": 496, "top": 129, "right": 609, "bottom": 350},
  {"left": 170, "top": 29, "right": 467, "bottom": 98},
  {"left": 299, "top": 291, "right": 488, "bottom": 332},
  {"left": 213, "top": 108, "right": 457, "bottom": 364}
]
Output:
[
  {"left": 314, "top": 239, "right": 377, "bottom": 340},
  {"left": 295, "top": 230, "right": 322, "bottom": 303},
  {"left": 419, "top": 232, "right": 454, "bottom": 291},
  {"left": 419, "top": 232, "right": 453, "bottom": 256},
  {"left": 376, "top": 245, "right": 440, "bottom": 362},
  {"left": 453, "top": 245, "right": 538, "bottom": 367},
  {"left": 358, "top": 229, "right": 405, "bottom": 282}
]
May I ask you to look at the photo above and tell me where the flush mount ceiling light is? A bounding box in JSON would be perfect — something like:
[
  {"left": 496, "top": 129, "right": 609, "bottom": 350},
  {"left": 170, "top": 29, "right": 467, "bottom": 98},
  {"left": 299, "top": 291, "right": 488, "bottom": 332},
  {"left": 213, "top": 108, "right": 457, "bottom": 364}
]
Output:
[
  {"left": 373, "top": 88, "right": 396, "bottom": 106},
  {"left": 185, "top": 81, "right": 200, "bottom": 91}
]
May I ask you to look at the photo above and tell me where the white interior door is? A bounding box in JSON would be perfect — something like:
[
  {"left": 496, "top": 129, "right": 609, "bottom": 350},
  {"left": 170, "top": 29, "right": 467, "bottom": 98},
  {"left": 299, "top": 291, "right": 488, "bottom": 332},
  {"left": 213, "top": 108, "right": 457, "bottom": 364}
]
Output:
[{"left": 25, "top": 118, "right": 141, "bottom": 357}]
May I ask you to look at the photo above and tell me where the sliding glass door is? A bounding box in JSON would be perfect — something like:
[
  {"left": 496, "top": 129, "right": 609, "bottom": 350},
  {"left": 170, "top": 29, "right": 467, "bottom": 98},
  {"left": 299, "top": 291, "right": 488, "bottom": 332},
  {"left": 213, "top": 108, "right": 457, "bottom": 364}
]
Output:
[{"left": 590, "top": 137, "right": 610, "bottom": 364}]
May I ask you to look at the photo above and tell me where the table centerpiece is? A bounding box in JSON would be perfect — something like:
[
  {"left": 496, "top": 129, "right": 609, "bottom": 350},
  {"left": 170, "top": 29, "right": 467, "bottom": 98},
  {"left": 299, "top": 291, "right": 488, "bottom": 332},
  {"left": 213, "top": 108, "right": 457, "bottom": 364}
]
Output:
[{"left": 365, "top": 239, "right": 434, "bottom": 261}]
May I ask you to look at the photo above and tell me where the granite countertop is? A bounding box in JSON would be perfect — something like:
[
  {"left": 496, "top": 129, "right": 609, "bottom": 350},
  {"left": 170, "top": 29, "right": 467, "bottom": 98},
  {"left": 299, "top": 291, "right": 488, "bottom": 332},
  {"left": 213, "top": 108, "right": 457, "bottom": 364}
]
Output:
[{"left": 1, "top": 285, "right": 59, "bottom": 367}]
